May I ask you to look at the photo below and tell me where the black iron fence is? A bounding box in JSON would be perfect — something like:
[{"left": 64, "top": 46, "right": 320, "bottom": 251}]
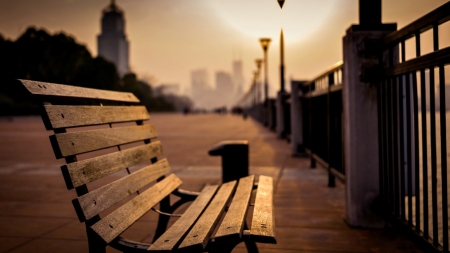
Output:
[
  {"left": 377, "top": 2, "right": 450, "bottom": 252},
  {"left": 301, "top": 62, "right": 345, "bottom": 186}
]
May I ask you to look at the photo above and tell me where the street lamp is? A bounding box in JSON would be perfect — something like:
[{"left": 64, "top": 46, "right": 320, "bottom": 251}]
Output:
[
  {"left": 259, "top": 38, "right": 271, "bottom": 103},
  {"left": 279, "top": 29, "right": 285, "bottom": 92}
]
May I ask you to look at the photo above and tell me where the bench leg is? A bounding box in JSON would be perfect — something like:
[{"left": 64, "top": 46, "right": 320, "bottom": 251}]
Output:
[
  {"left": 244, "top": 240, "right": 259, "bottom": 253},
  {"left": 152, "top": 196, "right": 171, "bottom": 243},
  {"left": 86, "top": 220, "right": 106, "bottom": 253},
  {"left": 243, "top": 222, "right": 259, "bottom": 253},
  {"left": 209, "top": 239, "right": 258, "bottom": 253}
]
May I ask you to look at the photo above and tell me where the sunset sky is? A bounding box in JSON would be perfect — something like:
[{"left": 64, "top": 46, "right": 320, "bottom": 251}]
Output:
[{"left": 0, "top": 0, "right": 448, "bottom": 98}]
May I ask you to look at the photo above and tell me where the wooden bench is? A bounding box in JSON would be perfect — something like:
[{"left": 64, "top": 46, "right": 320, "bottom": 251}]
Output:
[{"left": 16, "top": 79, "right": 276, "bottom": 253}]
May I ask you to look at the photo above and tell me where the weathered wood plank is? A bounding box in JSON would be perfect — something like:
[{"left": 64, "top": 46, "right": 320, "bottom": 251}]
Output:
[
  {"left": 43, "top": 105, "right": 149, "bottom": 129},
  {"left": 178, "top": 180, "right": 237, "bottom": 252},
  {"left": 75, "top": 159, "right": 171, "bottom": 221},
  {"left": 214, "top": 175, "right": 255, "bottom": 242},
  {"left": 91, "top": 173, "right": 182, "bottom": 243},
  {"left": 18, "top": 79, "right": 139, "bottom": 103},
  {"left": 51, "top": 125, "right": 157, "bottom": 158},
  {"left": 62, "top": 141, "right": 163, "bottom": 189},
  {"left": 149, "top": 184, "right": 219, "bottom": 251},
  {"left": 250, "top": 175, "right": 276, "bottom": 244}
]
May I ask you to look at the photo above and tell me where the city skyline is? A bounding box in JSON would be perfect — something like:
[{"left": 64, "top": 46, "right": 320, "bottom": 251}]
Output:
[{"left": 0, "top": 0, "right": 448, "bottom": 98}]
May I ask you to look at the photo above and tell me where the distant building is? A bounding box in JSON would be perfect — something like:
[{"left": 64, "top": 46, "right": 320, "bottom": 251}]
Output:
[
  {"left": 191, "top": 69, "right": 216, "bottom": 109},
  {"left": 189, "top": 62, "right": 245, "bottom": 109},
  {"left": 97, "top": 0, "right": 130, "bottom": 76},
  {"left": 232, "top": 60, "right": 244, "bottom": 99},
  {"left": 215, "top": 71, "right": 234, "bottom": 106}
]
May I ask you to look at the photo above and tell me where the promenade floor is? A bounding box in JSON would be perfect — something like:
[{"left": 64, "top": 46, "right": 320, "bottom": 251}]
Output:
[{"left": 0, "top": 113, "right": 422, "bottom": 252}]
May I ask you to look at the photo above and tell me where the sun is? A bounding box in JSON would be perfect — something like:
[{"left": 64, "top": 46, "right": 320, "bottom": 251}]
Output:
[{"left": 207, "top": 0, "right": 339, "bottom": 44}]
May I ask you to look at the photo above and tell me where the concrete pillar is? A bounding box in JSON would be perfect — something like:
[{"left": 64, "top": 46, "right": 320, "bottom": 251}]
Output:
[
  {"left": 290, "top": 80, "right": 305, "bottom": 155},
  {"left": 343, "top": 23, "right": 396, "bottom": 227},
  {"left": 276, "top": 91, "right": 285, "bottom": 137}
]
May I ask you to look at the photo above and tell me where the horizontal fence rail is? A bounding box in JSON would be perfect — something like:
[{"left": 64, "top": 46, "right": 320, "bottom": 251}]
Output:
[{"left": 378, "top": 2, "right": 450, "bottom": 252}]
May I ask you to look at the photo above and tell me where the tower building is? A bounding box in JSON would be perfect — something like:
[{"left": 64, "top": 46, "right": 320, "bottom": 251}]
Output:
[{"left": 97, "top": 0, "right": 130, "bottom": 76}]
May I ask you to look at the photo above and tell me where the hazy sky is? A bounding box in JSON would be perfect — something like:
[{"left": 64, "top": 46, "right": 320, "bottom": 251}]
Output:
[{"left": 0, "top": 0, "right": 448, "bottom": 97}]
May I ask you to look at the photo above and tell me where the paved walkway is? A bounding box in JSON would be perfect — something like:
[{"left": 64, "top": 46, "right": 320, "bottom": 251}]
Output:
[{"left": 0, "top": 113, "right": 421, "bottom": 252}]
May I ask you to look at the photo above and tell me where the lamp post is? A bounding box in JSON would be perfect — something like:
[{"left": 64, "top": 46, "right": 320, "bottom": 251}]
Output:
[
  {"left": 255, "top": 59, "right": 263, "bottom": 104},
  {"left": 252, "top": 70, "right": 258, "bottom": 106},
  {"left": 259, "top": 38, "right": 271, "bottom": 103},
  {"left": 279, "top": 29, "right": 285, "bottom": 92}
]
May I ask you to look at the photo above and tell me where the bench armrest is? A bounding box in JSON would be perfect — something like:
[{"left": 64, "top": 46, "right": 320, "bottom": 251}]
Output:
[{"left": 208, "top": 140, "right": 249, "bottom": 183}]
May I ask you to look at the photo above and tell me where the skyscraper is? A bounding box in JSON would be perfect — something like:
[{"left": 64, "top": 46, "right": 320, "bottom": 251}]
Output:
[
  {"left": 232, "top": 60, "right": 244, "bottom": 98},
  {"left": 97, "top": 0, "right": 130, "bottom": 76}
]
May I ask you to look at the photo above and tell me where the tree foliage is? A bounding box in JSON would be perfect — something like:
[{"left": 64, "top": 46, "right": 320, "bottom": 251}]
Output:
[{"left": 0, "top": 27, "right": 188, "bottom": 114}]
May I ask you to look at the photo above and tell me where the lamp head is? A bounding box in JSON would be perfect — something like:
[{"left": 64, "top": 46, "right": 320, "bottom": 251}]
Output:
[
  {"left": 259, "top": 38, "right": 271, "bottom": 51},
  {"left": 255, "top": 59, "right": 263, "bottom": 69},
  {"left": 277, "top": 0, "right": 285, "bottom": 9}
]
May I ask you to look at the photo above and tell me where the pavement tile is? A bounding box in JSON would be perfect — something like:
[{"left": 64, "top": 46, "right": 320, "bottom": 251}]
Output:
[
  {"left": 260, "top": 227, "right": 369, "bottom": 252},
  {"left": 41, "top": 220, "right": 87, "bottom": 240},
  {"left": 0, "top": 237, "right": 30, "bottom": 253},
  {"left": 7, "top": 202, "right": 77, "bottom": 218},
  {"left": 0, "top": 216, "right": 72, "bottom": 237},
  {"left": 7, "top": 238, "right": 87, "bottom": 253},
  {"left": 274, "top": 197, "right": 339, "bottom": 210},
  {"left": 275, "top": 207, "right": 347, "bottom": 228}
]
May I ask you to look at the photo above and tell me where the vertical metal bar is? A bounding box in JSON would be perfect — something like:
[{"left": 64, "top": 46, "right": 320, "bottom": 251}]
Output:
[
  {"left": 378, "top": 79, "right": 385, "bottom": 206},
  {"left": 412, "top": 72, "right": 421, "bottom": 232},
  {"left": 327, "top": 75, "right": 335, "bottom": 187},
  {"left": 392, "top": 76, "right": 400, "bottom": 216},
  {"left": 382, "top": 80, "right": 389, "bottom": 205},
  {"left": 433, "top": 23, "right": 439, "bottom": 52},
  {"left": 401, "top": 41, "right": 406, "bottom": 63},
  {"left": 431, "top": 22, "right": 441, "bottom": 249},
  {"left": 438, "top": 65, "right": 448, "bottom": 252},
  {"left": 399, "top": 40, "right": 410, "bottom": 221},
  {"left": 398, "top": 74, "right": 406, "bottom": 221},
  {"left": 399, "top": 41, "right": 406, "bottom": 220},
  {"left": 429, "top": 67, "right": 438, "bottom": 246},
  {"left": 309, "top": 83, "right": 316, "bottom": 168},
  {"left": 387, "top": 78, "right": 394, "bottom": 212},
  {"left": 420, "top": 68, "right": 429, "bottom": 238},
  {"left": 406, "top": 72, "right": 414, "bottom": 226},
  {"left": 416, "top": 31, "right": 428, "bottom": 235}
]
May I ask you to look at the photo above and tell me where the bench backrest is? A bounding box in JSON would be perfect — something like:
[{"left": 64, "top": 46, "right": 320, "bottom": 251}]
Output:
[{"left": 18, "top": 79, "right": 178, "bottom": 244}]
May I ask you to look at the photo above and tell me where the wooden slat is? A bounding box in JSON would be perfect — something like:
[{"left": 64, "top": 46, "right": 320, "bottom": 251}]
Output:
[
  {"left": 18, "top": 79, "right": 139, "bottom": 103},
  {"left": 149, "top": 184, "right": 219, "bottom": 251},
  {"left": 91, "top": 173, "right": 182, "bottom": 243},
  {"left": 51, "top": 125, "right": 157, "bottom": 158},
  {"left": 43, "top": 105, "right": 149, "bottom": 129},
  {"left": 250, "top": 176, "right": 276, "bottom": 244},
  {"left": 214, "top": 175, "right": 255, "bottom": 241},
  {"left": 178, "top": 180, "right": 237, "bottom": 252},
  {"left": 75, "top": 159, "right": 171, "bottom": 221},
  {"left": 61, "top": 141, "right": 163, "bottom": 189}
]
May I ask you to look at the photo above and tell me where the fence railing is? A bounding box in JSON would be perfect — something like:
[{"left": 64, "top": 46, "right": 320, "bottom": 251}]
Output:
[
  {"left": 377, "top": 2, "right": 450, "bottom": 251},
  {"left": 301, "top": 61, "right": 345, "bottom": 186}
]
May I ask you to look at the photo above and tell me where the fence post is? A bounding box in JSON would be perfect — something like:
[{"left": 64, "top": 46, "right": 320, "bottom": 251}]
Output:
[
  {"left": 343, "top": 0, "right": 396, "bottom": 228},
  {"left": 276, "top": 91, "right": 285, "bottom": 137},
  {"left": 290, "top": 80, "right": 305, "bottom": 155}
]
